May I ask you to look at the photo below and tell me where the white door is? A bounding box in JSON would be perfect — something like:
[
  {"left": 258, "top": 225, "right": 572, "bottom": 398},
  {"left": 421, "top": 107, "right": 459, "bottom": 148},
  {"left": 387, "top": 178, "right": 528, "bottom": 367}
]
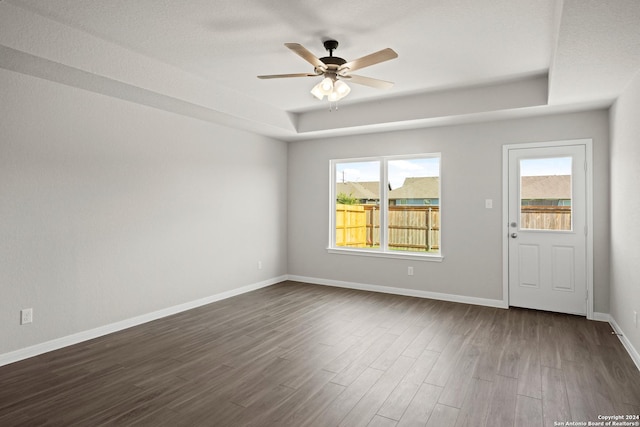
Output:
[{"left": 508, "top": 144, "right": 587, "bottom": 315}]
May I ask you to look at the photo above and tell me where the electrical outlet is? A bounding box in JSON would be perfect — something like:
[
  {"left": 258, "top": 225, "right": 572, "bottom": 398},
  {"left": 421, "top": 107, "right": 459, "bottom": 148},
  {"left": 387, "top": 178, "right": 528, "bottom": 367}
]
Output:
[
  {"left": 21, "top": 308, "right": 33, "bottom": 325},
  {"left": 408, "top": 266, "right": 414, "bottom": 276},
  {"left": 257, "top": 261, "right": 262, "bottom": 270}
]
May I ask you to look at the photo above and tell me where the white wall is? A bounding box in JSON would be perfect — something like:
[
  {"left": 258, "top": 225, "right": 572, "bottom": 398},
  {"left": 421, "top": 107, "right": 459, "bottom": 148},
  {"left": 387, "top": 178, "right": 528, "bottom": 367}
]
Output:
[
  {"left": 610, "top": 70, "right": 640, "bottom": 354},
  {"left": 0, "top": 69, "right": 288, "bottom": 356},
  {"left": 288, "top": 111, "right": 610, "bottom": 311}
]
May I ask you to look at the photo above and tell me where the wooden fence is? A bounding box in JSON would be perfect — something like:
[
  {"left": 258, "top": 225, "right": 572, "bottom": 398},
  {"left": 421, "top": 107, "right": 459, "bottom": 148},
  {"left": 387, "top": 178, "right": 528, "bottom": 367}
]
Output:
[
  {"left": 336, "top": 204, "right": 572, "bottom": 251},
  {"left": 335, "top": 204, "right": 367, "bottom": 247},
  {"left": 336, "top": 204, "right": 440, "bottom": 252},
  {"left": 520, "top": 205, "right": 571, "bottom": 231}
]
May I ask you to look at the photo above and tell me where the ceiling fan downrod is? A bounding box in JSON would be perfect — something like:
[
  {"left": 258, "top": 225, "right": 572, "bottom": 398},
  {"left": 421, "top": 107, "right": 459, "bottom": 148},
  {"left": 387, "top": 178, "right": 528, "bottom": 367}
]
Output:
[{"left": 319, "top": 40, "right": 347, "bottom": 69}]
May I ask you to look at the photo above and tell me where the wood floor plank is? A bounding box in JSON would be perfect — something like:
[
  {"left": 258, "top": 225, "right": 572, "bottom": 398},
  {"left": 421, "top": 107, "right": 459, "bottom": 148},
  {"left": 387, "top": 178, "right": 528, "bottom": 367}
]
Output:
[
  {"left": 496, "top": 333, "right": 521, "bottom": 379},
  {"left": 377, "top": 349, "right": 440, "bottom": 420},
  {"left": 323, "top": 326, "right": 388, "bottom": 374},
  {"left": 0, "top": 281, "right": 639, "bottom": 426},
  {"left": 472, "top": 330, "right": 502, "bottom": 381},
  {"left": 563, "top": 359, "right": 616, "bottom": 422},
  {"left": 541, "top": 366, "right": 571, "bottom": 427},
  {"left": 454, "top": 378, "right": 493, "bottom": 427},
  {"left": 594, "top": 338, "right": 640, "bottom": 406},
  {"left": 331, "top": 332, "right": 401, "bottom": 387},
  {"left": 515, "top": 395, "right": 544, "bottom": 427},
  {"left": 538, "top": 324, "right": 562, "bottom": 370},
  {"left": 377, "top": 381, "right": 420, "bottom": 421},
  {"left": 367, "top": 415, "right": 399, "bottom": 427},
  {"left": 238, "top": 383, "right": 297, "bottom": 426},
  {"left": 517, "top": 339, "right": 543, "bottom": 399},
  {"left": 308, "top": 367, "right": 384, "bottom": 427},
  {"left": 370, "top": 325, "right": 423, "bottom": 371},
  {"left": 484, "top": 375, "right": 518, "bottom": 427},
  {"left": 438, "top": 343, "right": 481, "bottom": 408},
  {"left": 401, "top": 321, "right": 438, "bottom": 358},
  {"left": 339, "top": 356, "right": 416, "bottom": 427},
  {"left": 613, "top": 402, "right": 640, "bottom": 421},
  {"left": 280, "top": 381, "right": 345, "bottom": 427},
  {"left": 254, "top": 368, "right": 337, "bottom": 426},
  {"left": 424, "top": 333, "right": 467, "bottom": 387},
  {"left": 386, "top": 300, "right": 429, "bottom": 335},
  {"left": 396, "top": 383, "right": 442, "bottom": 427},
  {"left": 228, "top": 355, "right": 292, "bottom": 407},
  {"left": 425, "top": 403, "right": 460, "bottom": 427}
]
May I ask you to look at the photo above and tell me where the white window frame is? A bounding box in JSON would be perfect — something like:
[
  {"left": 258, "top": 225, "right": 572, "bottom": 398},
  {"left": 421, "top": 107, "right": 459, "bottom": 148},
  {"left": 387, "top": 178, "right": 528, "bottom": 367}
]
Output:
[{"left": 328, "top": 153, "right": 443, "bottom": 262}]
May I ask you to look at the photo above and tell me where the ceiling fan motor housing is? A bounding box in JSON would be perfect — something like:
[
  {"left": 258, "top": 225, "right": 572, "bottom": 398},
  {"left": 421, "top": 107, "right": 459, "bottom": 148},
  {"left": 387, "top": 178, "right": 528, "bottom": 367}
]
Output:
[
  {"left": 319, "top": 56, "right": 346, "bottom": 67},
  {"left": 318, "top": 40, "right": 347, "bottom": 74}
]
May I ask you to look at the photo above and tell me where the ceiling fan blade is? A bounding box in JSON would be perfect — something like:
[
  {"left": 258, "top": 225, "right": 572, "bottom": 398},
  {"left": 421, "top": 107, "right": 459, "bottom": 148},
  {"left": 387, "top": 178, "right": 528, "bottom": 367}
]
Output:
[
  {"left": 285, "top": 43, "right": 327, "bottom": 70},
  {"left": 342, "top": 74, "right": 394, "bottom": 89},
  {"left": 339, "top": 48, "right": 398, "bottom": 73},
  {"left": 257, "top": 73, "right": 318, "bottom": 79}
]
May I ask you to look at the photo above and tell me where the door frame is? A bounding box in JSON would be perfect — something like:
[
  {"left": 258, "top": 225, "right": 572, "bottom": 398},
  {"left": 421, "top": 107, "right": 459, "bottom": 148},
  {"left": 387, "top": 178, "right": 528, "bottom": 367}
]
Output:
[{"left": 502, "top": 139, "right": 594, "bottom": 319}]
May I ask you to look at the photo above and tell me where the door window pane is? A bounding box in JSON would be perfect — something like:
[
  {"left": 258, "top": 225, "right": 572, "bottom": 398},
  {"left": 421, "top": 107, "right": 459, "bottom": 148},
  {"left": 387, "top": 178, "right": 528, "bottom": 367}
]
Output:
[{"left": 519, "top": 157, "right": 572, "bottom": 231}]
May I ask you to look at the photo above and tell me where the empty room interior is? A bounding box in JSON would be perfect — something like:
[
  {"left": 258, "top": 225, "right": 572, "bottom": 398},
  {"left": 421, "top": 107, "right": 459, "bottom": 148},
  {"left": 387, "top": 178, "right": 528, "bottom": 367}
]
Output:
[{"left": 1, "top": 0, "right": 640, "bottom": 426}]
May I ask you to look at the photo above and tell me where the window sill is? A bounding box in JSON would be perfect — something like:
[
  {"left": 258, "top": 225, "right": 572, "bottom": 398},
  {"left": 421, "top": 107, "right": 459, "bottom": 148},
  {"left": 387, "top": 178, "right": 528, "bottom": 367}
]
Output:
[{"left": 327, "top": 248, "right": 444, "bottom": 262}]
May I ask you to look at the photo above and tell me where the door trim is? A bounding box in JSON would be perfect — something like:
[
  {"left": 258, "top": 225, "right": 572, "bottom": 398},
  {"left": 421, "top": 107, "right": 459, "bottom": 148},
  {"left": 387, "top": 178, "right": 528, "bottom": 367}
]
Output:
[{"left": 502, "top": 139, "right": 594, "bottom": 319}]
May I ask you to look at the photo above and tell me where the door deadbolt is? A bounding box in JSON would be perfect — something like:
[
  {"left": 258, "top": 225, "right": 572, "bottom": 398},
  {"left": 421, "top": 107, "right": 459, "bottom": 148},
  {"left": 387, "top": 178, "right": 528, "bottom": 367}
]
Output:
[{"left": 511, "top": 233, "right": 518, "bottom": 238}]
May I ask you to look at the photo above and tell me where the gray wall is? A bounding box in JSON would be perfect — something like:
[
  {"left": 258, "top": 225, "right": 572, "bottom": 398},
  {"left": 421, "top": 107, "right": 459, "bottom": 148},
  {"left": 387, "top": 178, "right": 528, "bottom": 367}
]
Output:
[
  {"left": 610, "top": 70, "right": 640, "bottom": 353},
  {"left": 288, "top": 110, "right": 610, "bottom": 312},
  {"left": 0, "top": 69, "right": 289, "bottom": 355},
  {"left": 0, "top": 63, "right": 617, "bottom": 360}
]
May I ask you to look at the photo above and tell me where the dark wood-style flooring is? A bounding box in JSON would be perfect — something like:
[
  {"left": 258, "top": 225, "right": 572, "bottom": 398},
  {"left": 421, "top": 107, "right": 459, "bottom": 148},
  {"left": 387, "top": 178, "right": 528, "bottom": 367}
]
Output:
[{"left": 1, "top": 281, "right": 639, "bottom": 426}]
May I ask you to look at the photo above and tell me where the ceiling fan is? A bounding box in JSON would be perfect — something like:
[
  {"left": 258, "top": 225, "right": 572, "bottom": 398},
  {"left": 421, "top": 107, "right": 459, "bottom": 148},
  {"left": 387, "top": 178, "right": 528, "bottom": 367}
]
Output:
[{"left": 257, "top": 39, "right": 398, "bottom": 103}]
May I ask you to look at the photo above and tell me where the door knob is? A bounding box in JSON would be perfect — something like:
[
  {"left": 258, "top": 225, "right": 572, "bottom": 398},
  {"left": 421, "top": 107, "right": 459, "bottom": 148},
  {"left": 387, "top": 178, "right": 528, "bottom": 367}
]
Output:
[{"left": 511, "top": 233, "right": 518, "bottom": 238}]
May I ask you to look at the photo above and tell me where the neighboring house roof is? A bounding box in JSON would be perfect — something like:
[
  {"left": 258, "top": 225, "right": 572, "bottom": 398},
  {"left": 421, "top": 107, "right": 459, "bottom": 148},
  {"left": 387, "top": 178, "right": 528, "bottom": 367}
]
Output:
[
  {"left": 336, "top": 181, "right": 379, "bottom": 200},
  {"left": 389, "top": 177, "right": 439, "bottom": 200},
  {"left": 339, "top": 175, "right": 570, "bottom": 201},
  {"left": 521, "top": 175, "right": 571, "bottom": 199}
]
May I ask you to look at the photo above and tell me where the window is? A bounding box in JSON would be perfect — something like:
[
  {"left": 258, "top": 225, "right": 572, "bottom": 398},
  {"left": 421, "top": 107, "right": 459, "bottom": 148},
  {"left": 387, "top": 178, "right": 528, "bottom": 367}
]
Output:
[
  {"left": 330, "top": 154, "right": 441, "bottom": 260},
  {"left": 519, "top": 157, "right": 572, "bottom": 231}
]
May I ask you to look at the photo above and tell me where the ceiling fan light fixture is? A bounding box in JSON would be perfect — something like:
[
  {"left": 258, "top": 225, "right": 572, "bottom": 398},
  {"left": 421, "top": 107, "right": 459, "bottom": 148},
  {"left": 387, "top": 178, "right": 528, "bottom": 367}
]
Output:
[
  {"left": 334, "top": 80, "right": 351, "bottom": 97},
  {"left": 319, "top": 77, "right": 334, "bottom": 94},
  {"left": 311, "top": 77, "right": 340, "bottom": 100},
  {"left": 327, "top": 80, "right": 350, "bottom": 102},
  {"left": 259, "top": 40, "right": 398, "bottom": 109},
  {"left": 310, "top": 83, "right": 325, "bottom": 100}
]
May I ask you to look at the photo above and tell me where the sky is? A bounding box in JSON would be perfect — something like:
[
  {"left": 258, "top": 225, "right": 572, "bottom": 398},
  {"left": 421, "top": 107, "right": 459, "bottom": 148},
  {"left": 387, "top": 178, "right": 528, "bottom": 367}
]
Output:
[
  {"left": 520, "top": 157, "right": 572, "bottom": 176},
  {"left": 336, "top": 156, "right": 572, "bottom": 189},
  {"left": 336, "top": 157, "right": 440, "bottom": 189}
]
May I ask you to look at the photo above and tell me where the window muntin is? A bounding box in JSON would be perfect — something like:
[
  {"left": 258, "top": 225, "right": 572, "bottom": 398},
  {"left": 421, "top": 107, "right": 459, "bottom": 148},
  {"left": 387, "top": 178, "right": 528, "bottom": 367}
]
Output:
[{"left": 331, "top": 154, "right": 441, "bottom": 257}]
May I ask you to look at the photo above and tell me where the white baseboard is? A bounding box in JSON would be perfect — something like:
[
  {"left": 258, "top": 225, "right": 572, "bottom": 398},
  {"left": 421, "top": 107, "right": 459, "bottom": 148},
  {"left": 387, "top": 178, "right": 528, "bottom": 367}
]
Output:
[
  {"left": 592, "top": 312, "right": 611, "bottom": 322},
  {"left": 287, "top": 275, "right": 508, "bottom": 309},
  {"left": 0, "top": 275, "right": 287, "bottom": 368},
  {"left": 609, "top": 315, "right": 640, "bottom": 372},
  {"left": 5, "top": 275, "right": 637, "bottom": 375}
]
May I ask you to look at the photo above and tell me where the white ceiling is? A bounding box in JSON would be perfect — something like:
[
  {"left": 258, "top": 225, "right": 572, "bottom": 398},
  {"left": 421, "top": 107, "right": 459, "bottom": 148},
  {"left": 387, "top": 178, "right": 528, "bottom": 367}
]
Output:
[{"left": 1, "top": 0, "right": 639, "bottom": 140}]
